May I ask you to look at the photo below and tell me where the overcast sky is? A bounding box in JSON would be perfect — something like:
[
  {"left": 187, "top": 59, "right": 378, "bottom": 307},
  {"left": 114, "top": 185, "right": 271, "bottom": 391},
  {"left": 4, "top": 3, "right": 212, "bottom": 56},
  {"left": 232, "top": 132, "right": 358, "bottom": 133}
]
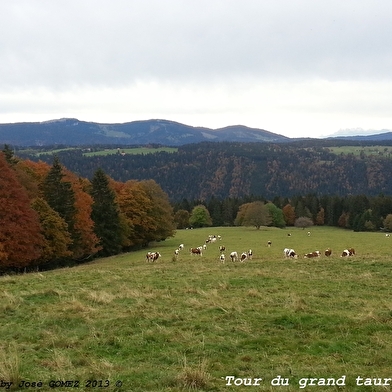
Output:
[{"left": 1, "top": 0, "right": 392, "bottom": 138}]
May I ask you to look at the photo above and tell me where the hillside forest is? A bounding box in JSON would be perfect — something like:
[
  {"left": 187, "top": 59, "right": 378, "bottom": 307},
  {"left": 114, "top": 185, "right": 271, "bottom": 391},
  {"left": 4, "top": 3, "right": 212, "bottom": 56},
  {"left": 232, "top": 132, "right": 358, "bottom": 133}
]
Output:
[
  {"left": 19, "top": 140, "right": 392, "bottom": 201},
  {"left": 3, "top": 140, "right": 392, "bottom": 273}
]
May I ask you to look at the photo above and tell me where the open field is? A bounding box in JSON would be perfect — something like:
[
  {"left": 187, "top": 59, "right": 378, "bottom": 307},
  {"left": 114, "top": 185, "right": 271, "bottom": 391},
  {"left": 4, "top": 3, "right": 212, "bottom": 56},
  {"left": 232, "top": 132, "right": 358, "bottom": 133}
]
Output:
[
  {"left": 18, "top": 146, "right": 178, "bottom": 158},
  {"left": 82, "top": 147, "right": 178, "bottom": 157},
  {"left": 327, "top": 145, "right": 392, "bottom": 158},
  {"left": 1, "top": 226, "right": 392, "bottom": 391}
]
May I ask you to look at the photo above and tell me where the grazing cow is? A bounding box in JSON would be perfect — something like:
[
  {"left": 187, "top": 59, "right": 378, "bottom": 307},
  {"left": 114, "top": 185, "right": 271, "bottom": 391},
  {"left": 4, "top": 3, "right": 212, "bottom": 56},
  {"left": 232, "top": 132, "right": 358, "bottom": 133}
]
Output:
[
  {"left": 206, "top": 235, "right": 218, "bottom": 243},
  {"left": 284, "top": 248, "right": 298, "bottom": 259},
  {"left": 230, "top": 251, "right": 238, "bottom": 262},
  {"left": 174, "top": 249, "right": 179, "bottom": 256},
  {"left": 240, "top": 252, "right": 247, "bottom": 262},
  {"left": 287, "top": 233, "right": 292, "bottom": 237},
  {"left": 178, "top": 244, "right": 184, "bottom": 250},
  {"left": 324, "top": 248, "right": 332, "bottom": 257},
  {"left": 307, "top": 231, "right": 311, "bottom": 236},
  {"left": 247, "top": 249, "right": 253, "bottom": 260},
  {"left": 386, "top": 234, "right": 391, "bottom": 237},
  {"left": 219, "top": 245, "right": 226, "bottom": 253},
  {"left": 267, "top": 240, "right": 272, "bottom": 247},
  {"left": 341, "top": 248, "right": 355, "bottom": 257},
  {"left": 304, "top": 251, "right": 320, "bottom": 258},
  {"left": 147, "top": 252, "right": 161, "bottom": 262},
  {"left": 190, "top": 247, "right": 202, "bottom": 256},
  {"left": 203, "top": 244, "right": 207, "bottom": 250},
  {"left": 220, "top": 254, "right": 225, "bottom": 263}
]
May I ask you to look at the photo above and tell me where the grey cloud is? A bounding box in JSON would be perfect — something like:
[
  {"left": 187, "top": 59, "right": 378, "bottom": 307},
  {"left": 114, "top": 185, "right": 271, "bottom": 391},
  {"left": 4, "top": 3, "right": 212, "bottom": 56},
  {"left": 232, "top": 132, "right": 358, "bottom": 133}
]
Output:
[{"left": 1, "top": 0, "right": 392, "bottom": 92}]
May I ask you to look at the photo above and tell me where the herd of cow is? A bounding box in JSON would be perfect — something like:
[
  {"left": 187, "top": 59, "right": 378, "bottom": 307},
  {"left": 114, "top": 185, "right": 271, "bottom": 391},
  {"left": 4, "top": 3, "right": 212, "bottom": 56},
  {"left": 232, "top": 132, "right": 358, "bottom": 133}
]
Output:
[
  {"left": 145, "top": 233, "right": 357, "bottom": 263},
  {"left": 283, "top": 247, "right": 356, "bottom": 259}
]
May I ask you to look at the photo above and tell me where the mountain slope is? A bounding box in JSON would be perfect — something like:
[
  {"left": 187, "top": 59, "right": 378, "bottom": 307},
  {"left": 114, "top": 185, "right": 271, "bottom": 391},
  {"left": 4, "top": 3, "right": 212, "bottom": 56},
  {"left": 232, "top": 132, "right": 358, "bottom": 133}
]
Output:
[
  {"left": 0, "top": 118, "right": 290, "bottom": 146},
  {"left": 24, "top": 141, "right": 392, "bottom": 202}
]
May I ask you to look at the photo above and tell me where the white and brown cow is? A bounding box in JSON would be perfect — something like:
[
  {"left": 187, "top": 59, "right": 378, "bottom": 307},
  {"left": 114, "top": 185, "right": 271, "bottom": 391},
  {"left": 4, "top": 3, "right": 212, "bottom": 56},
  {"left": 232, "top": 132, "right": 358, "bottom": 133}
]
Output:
[
  {"left": 146, "top": 251, "right": 161, "bottom": 262},
  {"left": 324, "top": 248, "right": 332, "bottom": 257},
  {"left": 304, "top": 251, "right": 320, "bottom": 258},
  {"left": 341, "top": 248, "right": 355, "bottom": 257},
  {"left": 284, "top": 248, "right": 298, "bottom": 259},
  {"left": 190, "top": 247, "right": 202, "bottom": 256},
  {"left": 230, "top": 251, "right": 238, "bottom": 262}
]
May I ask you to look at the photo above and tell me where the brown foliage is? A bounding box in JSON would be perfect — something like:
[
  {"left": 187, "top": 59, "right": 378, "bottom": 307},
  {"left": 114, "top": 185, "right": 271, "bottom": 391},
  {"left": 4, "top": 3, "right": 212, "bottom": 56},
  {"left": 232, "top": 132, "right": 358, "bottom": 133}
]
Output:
[{"left": 0, "top": 153, "right": 44, "bottom": 268}]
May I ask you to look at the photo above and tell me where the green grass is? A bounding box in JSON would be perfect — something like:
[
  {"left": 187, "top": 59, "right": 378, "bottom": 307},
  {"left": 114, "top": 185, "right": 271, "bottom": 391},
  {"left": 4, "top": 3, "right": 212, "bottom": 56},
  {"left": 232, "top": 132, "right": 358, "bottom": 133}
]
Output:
[
  {"left": 21, "top": 146, "right": 178, "bottom": 158},
  {"left": 83, "top": 147, "right": 178, "bottom": 157},
  {"left": 1, "top": 226, "right": 392, "bottom": 391},
  {"left": 328, "top": 145, "right": 392, "bottom": 158}
]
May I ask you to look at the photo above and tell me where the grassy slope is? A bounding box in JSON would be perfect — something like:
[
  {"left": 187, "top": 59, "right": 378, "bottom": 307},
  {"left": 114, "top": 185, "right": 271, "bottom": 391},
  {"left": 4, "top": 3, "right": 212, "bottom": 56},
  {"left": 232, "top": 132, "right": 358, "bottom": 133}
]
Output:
[
  {"left": 328, "top": 145, "right": 392, "bottom": 157},
  {"left": 83, "top": 147, "right": 178, "bottom": 157},
  {"left": 1, "top": 226, "right": 392, "bottom": 391}
]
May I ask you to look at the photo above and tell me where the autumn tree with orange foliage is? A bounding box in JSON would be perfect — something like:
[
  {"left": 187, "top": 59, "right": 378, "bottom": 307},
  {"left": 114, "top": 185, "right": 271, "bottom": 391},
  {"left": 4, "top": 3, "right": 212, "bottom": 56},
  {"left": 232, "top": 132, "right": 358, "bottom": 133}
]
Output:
[
  {"left": 31, "top": 197, "right": 73, "bottom": 264},
  {"left": 139, "top": 179, "right": 176, "bottom": 242},
  {"left": 115, "top": 180, "right": 158, "bottom": 248},
  {"left": 0, "top": 153, "right": 44, "bottom": 270},
  {"left": 282, "top": 204, "right": 296, "bottom": 226}
]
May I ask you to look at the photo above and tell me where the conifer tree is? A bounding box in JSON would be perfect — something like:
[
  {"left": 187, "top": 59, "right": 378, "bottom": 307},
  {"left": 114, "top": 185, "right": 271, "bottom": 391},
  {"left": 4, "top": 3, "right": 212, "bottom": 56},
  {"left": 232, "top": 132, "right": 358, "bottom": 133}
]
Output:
[
  {"left": 2, "top": 144, "right": 17, "bottom": 165},
  {"left": 90, "top": 168, "right": 123, "bottom": 256},
  {"left": 41, "top": 156, "right": 77, "bottom": 252}
]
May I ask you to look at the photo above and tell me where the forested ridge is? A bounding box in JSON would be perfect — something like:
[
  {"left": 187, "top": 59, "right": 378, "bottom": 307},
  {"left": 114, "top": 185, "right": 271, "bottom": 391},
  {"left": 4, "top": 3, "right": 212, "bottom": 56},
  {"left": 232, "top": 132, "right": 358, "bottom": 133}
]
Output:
[{"left": 20, "top": 141, "right": 392, "bottom": 201}]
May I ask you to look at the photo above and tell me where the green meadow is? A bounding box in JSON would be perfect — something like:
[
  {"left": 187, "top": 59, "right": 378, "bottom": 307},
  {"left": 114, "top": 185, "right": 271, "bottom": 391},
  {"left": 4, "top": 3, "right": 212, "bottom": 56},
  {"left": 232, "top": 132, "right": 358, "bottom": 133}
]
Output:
[
  {"left": 1, "top": 226, "right": 392, "bottom": 391},
  {"left": 327, "top": 145, "right": 392, "bottom": 158},
  {"left": 83, "top": 147, "right": 178, "bottom": 157}
]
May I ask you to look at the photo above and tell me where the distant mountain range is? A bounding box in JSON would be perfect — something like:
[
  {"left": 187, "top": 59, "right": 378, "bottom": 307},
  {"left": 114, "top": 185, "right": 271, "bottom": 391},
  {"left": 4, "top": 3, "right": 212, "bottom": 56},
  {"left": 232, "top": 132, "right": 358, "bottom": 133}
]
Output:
[{"left": 0, "top": 118, "right": 391, "bottom": 146}]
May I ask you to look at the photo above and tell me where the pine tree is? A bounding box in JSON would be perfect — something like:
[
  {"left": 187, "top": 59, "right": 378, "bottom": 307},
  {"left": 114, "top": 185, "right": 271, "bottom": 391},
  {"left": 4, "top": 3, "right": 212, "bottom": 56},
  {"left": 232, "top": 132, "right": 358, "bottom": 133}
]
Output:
[
  {"left": 41, "top": 156, "right": 78, "bottom": 253},
  {"left": 90, "top": 168, "right": 123, "bottom": 256},
  {"left": 2, "top": 144, "right": 17, "bottom": 165}
]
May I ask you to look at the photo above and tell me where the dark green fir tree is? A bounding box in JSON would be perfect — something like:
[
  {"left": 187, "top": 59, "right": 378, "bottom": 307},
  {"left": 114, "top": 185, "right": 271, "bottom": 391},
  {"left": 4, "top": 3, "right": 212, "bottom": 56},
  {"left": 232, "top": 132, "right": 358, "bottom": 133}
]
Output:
[{"left": 90, "top": 168, "right": 123, "bottom": 256}]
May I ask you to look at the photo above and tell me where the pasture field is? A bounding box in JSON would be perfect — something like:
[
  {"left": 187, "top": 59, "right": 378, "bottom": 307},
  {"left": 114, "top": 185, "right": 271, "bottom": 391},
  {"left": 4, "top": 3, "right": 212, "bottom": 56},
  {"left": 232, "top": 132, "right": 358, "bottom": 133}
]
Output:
[
  {"left": 82, "top": 147, "right": 178, "bottom": 157},
  {"left": 1, "top": 226, "right": 392, "bottom": 391},
  {"left": 327, "top": 145, "right": 392, "bottom": 158},
  {"left": 19, "top": 146, "right": 178, "bottom": 158}
]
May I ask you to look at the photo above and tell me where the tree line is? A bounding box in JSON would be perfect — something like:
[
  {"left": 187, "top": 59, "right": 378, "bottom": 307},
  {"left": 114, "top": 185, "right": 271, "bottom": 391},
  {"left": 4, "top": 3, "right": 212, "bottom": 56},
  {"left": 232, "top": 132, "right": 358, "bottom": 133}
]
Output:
[
  {"left": 174, "top": 193, "right": 392, "bottom": 233},
  {"left": 0, "top": 147, "right": 175, "bottom": 273}
]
